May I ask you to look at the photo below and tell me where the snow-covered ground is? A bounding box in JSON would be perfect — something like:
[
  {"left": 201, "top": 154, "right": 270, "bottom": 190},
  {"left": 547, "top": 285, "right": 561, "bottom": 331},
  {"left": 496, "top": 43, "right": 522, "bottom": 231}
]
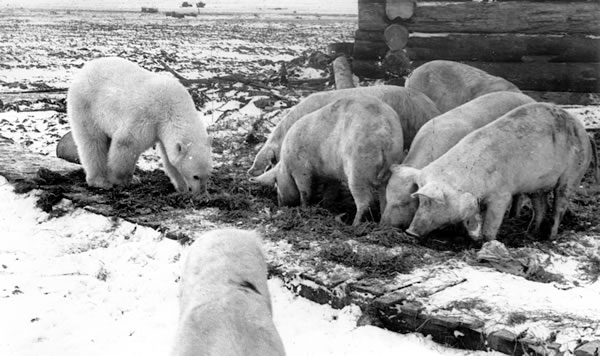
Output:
[{"left": 0, "top": 180, "right": 505, "bottom": 356}]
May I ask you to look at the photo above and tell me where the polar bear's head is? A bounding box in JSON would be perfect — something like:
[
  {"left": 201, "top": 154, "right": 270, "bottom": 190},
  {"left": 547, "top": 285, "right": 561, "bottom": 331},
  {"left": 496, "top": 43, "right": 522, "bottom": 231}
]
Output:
[{"left": 172, "top": 138, "right": 212, "bottom": 195}]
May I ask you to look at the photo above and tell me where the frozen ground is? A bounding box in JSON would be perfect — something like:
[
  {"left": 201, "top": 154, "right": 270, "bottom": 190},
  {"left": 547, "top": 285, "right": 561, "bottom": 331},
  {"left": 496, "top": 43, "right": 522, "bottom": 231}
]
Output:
[{"left": 0, "top": 181, "right": 504, "bottom": 356}]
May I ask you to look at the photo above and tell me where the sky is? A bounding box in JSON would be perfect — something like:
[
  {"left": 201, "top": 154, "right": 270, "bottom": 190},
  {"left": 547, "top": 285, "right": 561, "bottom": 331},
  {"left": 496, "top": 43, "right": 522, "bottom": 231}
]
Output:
[{"left": 0, "top": 0, "right": 358, "bottom": 14}]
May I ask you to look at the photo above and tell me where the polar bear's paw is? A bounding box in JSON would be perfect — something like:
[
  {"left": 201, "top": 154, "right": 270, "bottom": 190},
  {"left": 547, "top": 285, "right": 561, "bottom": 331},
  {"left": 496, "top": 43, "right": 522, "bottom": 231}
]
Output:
[{"left": 86, "top": 176, "right": 113, "bottom": 190}]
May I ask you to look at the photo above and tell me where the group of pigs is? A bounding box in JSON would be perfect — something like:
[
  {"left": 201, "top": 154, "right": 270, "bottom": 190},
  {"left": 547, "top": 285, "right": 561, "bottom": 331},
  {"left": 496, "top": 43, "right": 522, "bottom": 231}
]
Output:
[{"left": 248, "top": 60, "right": 598, "bottom": 242}]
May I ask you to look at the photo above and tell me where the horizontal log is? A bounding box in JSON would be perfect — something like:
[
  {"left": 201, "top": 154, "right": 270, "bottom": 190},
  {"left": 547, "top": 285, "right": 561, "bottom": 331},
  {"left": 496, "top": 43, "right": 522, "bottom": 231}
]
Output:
[
  {"left": 406, "top": 33, "right": 600, "bottom": 63},
  {"left": 410, "top": 61, "right": 600, "bottom": 92},
  {"left": 353, "top": 40, "right": 389, "bottom": 59},
  {"left": 407, "top": 2, "right": 600, "bottom": 35},
  {"left": 384, "top": 24, "right": 409, "bottom": 51},
  {"left": 355, "top": 29, "right": 385, "bottom": 42},
  {"left": 386, "top": 0, "right": 415, "bottom": 21}
]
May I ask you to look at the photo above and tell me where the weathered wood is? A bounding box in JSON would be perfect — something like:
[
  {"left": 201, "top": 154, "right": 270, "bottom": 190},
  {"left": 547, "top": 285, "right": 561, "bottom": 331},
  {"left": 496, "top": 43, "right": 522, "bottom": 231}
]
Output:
[
  {"left": 410, "top": 61, "right": 600, "bottom": 92},
  {"left": 384, "top": 24, "right": 409, "bottom": 51},
  {"left": 358, "top": 0, "right": 387, "bottom": 31},
  {"left": 353, "top": 39, "right": 389, "bottom": 59},
  {"left": 382, "top": 49, "right": 411, "bottom": 75},
  {"left": 406, "top": 2, "right": 600, "bottom": 35},
  {"left": 406, "top": 33, "right": 600, "bottom": 63},
  {"left": 386, "top": 0, "right": 416, "bottom": 21},
  {"left": 354, "top": 29, "right": 385, "bottom": 43},
  {"left": 332, "top": 56, "right": 355, "bottom": 89}
]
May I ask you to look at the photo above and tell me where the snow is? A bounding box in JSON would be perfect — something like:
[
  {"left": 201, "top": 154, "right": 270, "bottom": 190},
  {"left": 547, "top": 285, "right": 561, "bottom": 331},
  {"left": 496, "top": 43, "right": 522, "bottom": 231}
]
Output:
[{"left": 0, "top": 180, "right": 505, "bottom": 356}]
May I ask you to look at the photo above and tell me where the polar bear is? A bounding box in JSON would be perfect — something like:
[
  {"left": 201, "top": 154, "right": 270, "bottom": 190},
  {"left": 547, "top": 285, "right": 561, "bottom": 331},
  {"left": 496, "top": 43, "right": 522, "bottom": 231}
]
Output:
[
  {"left": 67, "top": 57, "right": 212, "bottom": 194},
  {"left": 172, "top": 229, "right": 286, "bottom": 356}
]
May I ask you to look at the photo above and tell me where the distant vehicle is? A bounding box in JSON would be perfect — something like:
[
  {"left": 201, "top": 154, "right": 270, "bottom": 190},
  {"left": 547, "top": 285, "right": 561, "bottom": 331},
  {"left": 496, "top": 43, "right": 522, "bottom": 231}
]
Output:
[
  {"left": 181, "top": 1, "right": 193, "bottom": 7},
  {"left": 141, "top": 7, "right": 159, "bottom": 13},
  {"left": 196, "top": 2, "right": 206, "bottom": 8}
]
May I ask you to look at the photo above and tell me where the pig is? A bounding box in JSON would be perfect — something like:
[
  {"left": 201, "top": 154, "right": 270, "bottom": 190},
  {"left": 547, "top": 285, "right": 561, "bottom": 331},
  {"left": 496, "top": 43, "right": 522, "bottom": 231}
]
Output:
[
  {"left": 247, "top": 85, "right": 439, "bottom": 177},
  {"left": 68, "top": 57, "right": 212, "bottom": 194},
  {"left": 253, "top": 96, "right": 405, "bottom": 226},
  {"left": 405, "top": 60, "right": 521, "bottom": 114},
  {"left": 380, "top": 91, "right": 536, "bottom": 228},
  {"left": 404, "top": 102, "right": 594, "bottom": 241},
  {"left": 171, "top": 229, "right": 286, "bottom": 356}
]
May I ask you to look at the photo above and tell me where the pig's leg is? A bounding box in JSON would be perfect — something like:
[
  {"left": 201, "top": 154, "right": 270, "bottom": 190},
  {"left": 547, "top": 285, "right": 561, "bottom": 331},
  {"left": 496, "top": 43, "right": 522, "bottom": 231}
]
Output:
[
  {"left": 276, "top": 168, "right": 300, "bottom": 206},
  {"left": 348, "top": 177, "right": 374, "bottom": 226},
  {"left": 481, "top": 193, "right": 513, "bottom": 241},
  {"left": 508, "top": 194, "right": 524, "bottom": 217},
  {"left": 292, "top": 171, "right": 313, "bottom": 207},
  {"left": 549, "top": 184, "right": 570, "bottom": 240},
  {"left": 528, "top": 192, "right": 548, "bottom": 236},
  {"left": 378, "top": 183, "right": 387, "bottom": 214}
]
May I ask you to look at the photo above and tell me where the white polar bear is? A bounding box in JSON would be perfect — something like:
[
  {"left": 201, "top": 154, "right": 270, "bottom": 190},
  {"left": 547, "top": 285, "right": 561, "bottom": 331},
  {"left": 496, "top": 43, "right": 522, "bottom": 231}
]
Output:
[
  {"left": 172, "top": 229, "right": 286, "bottom": 356},
  {"left": 67, "top": 57, "right": 212, "bottom": 194}
]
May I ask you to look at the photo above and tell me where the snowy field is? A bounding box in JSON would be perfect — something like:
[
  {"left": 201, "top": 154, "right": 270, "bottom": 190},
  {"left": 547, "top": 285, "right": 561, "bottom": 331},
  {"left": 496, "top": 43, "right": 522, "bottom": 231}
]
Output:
[{"left": 0, "top": 181, "right": 504, "bottom": 356}]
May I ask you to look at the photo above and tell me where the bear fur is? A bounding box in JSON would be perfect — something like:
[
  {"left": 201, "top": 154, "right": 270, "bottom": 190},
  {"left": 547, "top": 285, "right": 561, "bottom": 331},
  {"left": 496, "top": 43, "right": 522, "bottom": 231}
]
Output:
[{"left": 68, "top": 57, "right": 211, "bottom": 194}]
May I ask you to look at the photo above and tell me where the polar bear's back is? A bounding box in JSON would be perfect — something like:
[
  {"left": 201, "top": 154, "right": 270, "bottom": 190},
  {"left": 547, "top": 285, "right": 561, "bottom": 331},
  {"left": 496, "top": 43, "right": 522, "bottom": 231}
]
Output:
[{"left": 68, "top": 57, "right": 193, "bottom": 136}]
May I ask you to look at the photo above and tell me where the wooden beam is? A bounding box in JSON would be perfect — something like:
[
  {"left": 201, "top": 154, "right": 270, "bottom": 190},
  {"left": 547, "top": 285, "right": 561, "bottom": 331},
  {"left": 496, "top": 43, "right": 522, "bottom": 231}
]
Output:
[
  {"left": 386, "top": 0, "right": 416, "bottom": 21},
  {"left": 352, "top": 59, "right": 386, "bottom": 78},
  {"left": 407, "top": 1, "right": 600, "bottom": 35},
  {"left": 355, "top": 29, "right": 385, "bottom": 42},
  {"left": 332, "top": 56, "right": 355, "bottom": 89},
  {"left": 353, "top": 39, "right": 389, "bottom": 59},
  {"left": 410, "top": 61, "right": 600, "bottom": 92},
  {"left": 382, "top": 49, "right": 411, "bottom": 75},
  {"left": 406, "top": 33, "right": 600, "bottom": 63}
]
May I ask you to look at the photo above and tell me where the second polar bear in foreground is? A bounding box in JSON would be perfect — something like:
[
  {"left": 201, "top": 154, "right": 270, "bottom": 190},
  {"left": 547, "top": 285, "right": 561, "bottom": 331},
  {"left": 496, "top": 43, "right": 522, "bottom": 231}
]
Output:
[
  {"left": 172, "top": 229, "right": 285, "bottom": 356},
  {"left": 68, "top": 57, "right": 212, "bottom": 194}
]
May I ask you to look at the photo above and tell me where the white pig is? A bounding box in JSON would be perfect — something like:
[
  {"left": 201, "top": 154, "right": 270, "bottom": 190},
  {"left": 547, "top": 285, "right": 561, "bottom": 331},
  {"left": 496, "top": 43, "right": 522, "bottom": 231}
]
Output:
[
  {"left": 247, "top": 85, "right": 439, "bottom": 177},
  {"left": 405, "top": 103, "right": 594, "bottom": 241},
  {"left": 253, "top": 96, "right": 405, "bottom": 226},
  {"left": 171, "top": 229, "right": 285, "bottom": 356},
  {"left": 405, "top": 60, "right": 521, "bottom": 114},
  {"left": 380, "top": 91, "right": 535, "bottom": 228}
]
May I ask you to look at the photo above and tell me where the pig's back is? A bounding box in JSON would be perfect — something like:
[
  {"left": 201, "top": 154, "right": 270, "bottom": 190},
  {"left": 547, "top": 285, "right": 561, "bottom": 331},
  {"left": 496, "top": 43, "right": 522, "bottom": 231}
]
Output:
[
  {"left": 427, "top": 103, "right": 589, "bottom": 194},
  {"left": 403, "top": 91, "right": 534, "bottom": 168}
]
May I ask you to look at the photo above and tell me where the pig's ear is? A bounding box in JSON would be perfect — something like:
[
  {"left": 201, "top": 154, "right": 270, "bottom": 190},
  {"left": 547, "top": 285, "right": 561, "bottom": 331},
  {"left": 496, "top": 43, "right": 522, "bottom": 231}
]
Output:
[{"left": 411, "top": 183, "right": 445, "bottom": 204}]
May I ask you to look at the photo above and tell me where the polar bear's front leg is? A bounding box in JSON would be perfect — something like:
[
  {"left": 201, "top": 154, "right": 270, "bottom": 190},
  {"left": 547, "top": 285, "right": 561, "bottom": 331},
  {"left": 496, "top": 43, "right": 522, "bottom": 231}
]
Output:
[
  {"left": 107, "top": 133, "right": 144, "bottom": 187},
  {"left": 158, "top": 142, "right": 187, "bottom": 192}
]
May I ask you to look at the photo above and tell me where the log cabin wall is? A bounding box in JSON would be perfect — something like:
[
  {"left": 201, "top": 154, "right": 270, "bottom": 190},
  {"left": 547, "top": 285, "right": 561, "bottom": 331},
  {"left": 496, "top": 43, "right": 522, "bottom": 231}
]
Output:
[{"left": 353, "top": 0, "right": 600, "bottom": 93}]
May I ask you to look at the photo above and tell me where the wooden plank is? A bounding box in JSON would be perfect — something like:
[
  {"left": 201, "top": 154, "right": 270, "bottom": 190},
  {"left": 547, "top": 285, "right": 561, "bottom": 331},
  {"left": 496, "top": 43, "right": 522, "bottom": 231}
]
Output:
[
  {"left": 386, "top": 0, "right": 416, "bottom": 20},
  {"left": 407, "top": 2, "right": 600, "bottom": 35},
  {"left": 410, "top": 61, "right": 600, "bottom": 92},
  {"left": 353, "top": 39, "right": 389, "bottom": 59},
  {"left": 384, "top": 24, "right": 409, "bottom": 51},
  {"left": 406, "top": 33, "right": 600, "bottom": 63}
]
